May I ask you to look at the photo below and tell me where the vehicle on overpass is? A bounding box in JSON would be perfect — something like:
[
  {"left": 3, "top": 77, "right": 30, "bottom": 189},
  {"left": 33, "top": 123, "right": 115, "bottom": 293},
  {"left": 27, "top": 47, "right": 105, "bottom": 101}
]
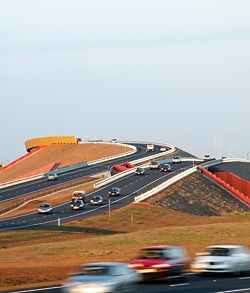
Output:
[
  {"left": 146, "top": 144, "right": 154, "bottom": 151},
  {"left": 90, "top": 195, "right": 103, "bottom": 205},
  {"left": 129, "top": 245, "right": 189, "bottom": 280},
  {"left": 191, "top": 245, "right": 250, "bottom": 274},
  {"left": 135, "top": 167, "right": 145, "bottom": 175},
  {"left": 172, "top": 156, "right": 181, "bottom": 164},
  {"left": 161, "top": 163, "right": 171, "bottom": 172},
  {"left": 72, "top": 191, "right": 86, "bottom": 201},
  {"left": 37, "top": 203, "right": 54, "bottom": 214},
  {"left": 71, "top": 200, "right": 85, "bottom": 210},
  {"left": 108, "top": 187, "right": 121, "bottom": 196},
  {"left": 47, "top": 173, "right": 58, "bottom": 181},
  {"left": 63, "top": 262, "right": 141, "bottom": 293},
  {"left": 150, "top": 161, "right": 160, "bottom": 170}
]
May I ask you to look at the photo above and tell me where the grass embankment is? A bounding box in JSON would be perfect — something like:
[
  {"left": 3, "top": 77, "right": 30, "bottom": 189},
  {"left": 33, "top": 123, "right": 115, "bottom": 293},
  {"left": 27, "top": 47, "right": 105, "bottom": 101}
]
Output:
[{"left": 1, "top": 203, "right": 250, "bottom": 290}]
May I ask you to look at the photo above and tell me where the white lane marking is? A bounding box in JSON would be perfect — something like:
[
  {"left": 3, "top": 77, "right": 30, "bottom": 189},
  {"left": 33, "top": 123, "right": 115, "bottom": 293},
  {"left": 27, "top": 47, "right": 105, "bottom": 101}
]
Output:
[
  {"left": 214, "top": 289, "right": 250, "bottom": 293},
  {"left": 170, "top": 283, "right": 189, "bottom": 287},
  {"left": 6, "top": 285, "right": 64, "bottom": 293},
  {"left": 239, "top": 277, "right": 250, "bottom": 280}
]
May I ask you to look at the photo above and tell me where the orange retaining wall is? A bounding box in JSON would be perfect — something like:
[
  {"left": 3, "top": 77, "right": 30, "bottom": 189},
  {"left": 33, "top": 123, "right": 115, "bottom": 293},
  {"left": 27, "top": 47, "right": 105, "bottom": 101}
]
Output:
[
  {"left": 7, "top": 162, "right": 58, "bottom": 182},
  {"left": 0, "top": 146, "right": 46, "bottom": 172},
  {"left": 200, "top": 167, "right": 250, "bottom": 205},
  {"left": 25, "top": 136, "right": 78, "bottom": 151}
]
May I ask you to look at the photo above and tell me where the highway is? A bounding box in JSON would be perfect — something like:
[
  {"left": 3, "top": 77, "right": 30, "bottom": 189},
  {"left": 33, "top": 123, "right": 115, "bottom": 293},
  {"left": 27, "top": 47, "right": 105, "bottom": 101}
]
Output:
[
  {"left": 0, "top": 161, "right": 192, "bottom": 230},
  {"left": 3, "top": 274, "right": 250, "bottom": 293},
  {"left": 0, "top": 143, "right": 155, "bottom": 203}
]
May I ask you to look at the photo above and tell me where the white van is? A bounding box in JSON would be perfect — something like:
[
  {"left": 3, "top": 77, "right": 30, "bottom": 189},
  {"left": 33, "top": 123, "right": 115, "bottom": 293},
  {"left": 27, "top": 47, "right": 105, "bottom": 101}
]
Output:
[{"left": 146, "top": 144, "right": 154, "bottom": 151}]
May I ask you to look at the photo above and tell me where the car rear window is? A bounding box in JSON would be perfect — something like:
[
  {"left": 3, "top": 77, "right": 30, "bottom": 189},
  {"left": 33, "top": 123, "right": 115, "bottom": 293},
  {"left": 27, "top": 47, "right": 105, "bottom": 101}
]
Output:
[{"left": 208, "top": 248, "right": 230, "bottom": 256}]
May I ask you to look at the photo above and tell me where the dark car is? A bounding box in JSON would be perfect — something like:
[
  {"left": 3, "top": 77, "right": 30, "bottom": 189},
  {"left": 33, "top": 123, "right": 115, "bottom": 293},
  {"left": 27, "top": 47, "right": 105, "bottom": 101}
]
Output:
[
  {"left": 71, "top": 200, "right": 85, "bottom": 210},
  {"left": 135, "top": 167, "right": 145, "bottom": 175},
  {"left": 130, "top": 246, "right": 189, "bottom": 281},
  {"left": 108, "top": 187, "right": 121, "bottom": 196},
  {"left": 161, "top": 163, "right": 171, "bottom": 172},
  {"left": 90, "top": 195, "right": 104, "bottom": 205}
]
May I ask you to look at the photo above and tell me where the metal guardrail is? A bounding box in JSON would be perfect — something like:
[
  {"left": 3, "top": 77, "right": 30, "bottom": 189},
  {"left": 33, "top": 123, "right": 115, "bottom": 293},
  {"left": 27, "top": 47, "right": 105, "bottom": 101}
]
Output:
[
  {"left": 134, "top": 166, "right": 198, "bottom": 202},
  {"left": 94, "top": 163, "right": 150, "bottom": 189}
]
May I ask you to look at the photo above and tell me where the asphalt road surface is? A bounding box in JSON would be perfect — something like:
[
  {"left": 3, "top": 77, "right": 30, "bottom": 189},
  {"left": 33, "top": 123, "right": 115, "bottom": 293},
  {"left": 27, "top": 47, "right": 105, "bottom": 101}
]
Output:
[
  {"left": 0, "top": 143, "right": 165, "bottom": 203},
  {"left": 3, "top": 274, "right": 250, "bottom": 293},
  {"left": 0, "top": 161, "right": 192, "bottom": 231}
]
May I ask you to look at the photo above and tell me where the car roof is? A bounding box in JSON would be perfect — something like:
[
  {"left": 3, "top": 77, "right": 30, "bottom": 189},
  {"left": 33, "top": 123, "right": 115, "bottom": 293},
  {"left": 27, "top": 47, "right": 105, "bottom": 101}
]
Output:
[
  {"left": 142, "top": 245, "right": 174, "bottom": 250},
  {"left": 208, "top": 245, "right": 244, "bottom": 249},
  {"left": 81, "top": 262, "right": 127, "bottom": 267}
]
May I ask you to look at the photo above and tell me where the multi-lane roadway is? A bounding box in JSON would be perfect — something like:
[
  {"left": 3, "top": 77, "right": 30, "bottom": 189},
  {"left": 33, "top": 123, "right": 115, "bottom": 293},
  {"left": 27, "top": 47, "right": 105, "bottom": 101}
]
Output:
[{"left": 0, "top": 159, "right": 193, "bottom": 230}]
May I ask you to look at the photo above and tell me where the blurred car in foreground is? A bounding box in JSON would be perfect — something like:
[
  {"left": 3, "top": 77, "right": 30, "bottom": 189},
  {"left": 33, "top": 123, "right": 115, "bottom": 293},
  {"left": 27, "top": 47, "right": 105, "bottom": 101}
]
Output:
[
  {"left": 37, "top": 203, "right": 53, "bottom": 214},
  {"left": 172, "top": 156, "right": 181, "bottom": 164},
  {"left": 47, "top": 173, "right": 58, "bottom": 181},
  {"left": 63, "top": 262, "right": 141, "bottom": 293},
  {"left": 71, "top": 200, "right": 85, "bottom": 210},
  {"left": 130, "top": 245, "right": 189, "bottom": 281},
  {"left": 191, "top": 245, "right": 250, "bottom": 274},
  {"left": 135, "top": 167, "right": 145, "bottom": 175},
  {"left": 90, "top": 195, "right": 103, "bottom": 205},
  {"left": 108, "top": 187, "right": 121, "bottom": 196},
  {"left": 161, "top": 163, "right": 171, "bottom": 172}
]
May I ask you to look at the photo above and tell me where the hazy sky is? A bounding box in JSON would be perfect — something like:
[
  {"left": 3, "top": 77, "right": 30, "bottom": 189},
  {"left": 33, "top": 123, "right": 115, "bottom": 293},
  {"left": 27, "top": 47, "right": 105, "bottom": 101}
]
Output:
[{"left": 1, "top": 0, "right": 250, "bottom": 162}]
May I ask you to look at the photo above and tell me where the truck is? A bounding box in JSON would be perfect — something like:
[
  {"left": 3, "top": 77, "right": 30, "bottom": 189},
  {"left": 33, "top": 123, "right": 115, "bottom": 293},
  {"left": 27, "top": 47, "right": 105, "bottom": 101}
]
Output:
[{"left": 146, "top": 144, "right": 154, "bottom": 152}]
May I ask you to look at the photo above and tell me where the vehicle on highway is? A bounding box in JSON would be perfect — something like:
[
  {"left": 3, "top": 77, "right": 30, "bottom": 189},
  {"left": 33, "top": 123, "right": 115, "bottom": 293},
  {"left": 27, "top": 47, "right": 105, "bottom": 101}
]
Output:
[
  {"left": 37, "top": 203, "right": 53, "bottom": 214},
  {"left": 172, "top": 156, "right": 181, "bottom": 163},
  {"left": 108, "top": 187, "right": 121, "bottom": 196},
  {"left": 72, "top": 190, "right": 86, "bottom": 201},
  {"left": 150, "top": 161, "right": 160, "bottom": 170},
  {"left": 191, "top": 245, "right": 250, "bottom": 274},
  {"left": 161, "top": 163, "right": 171, "bottom": 172},
  {"left": 135, "top": 167, "right": 145, "bottom": 175},
  {"left": 63, "top": 262, "right": 141, "bottom": 293},
  {"left": 90, "top": 195, "right": 103, "bottom": 205},
  {"left": 129, "top": 245, "right": 189, "bottom": 281},
  {"left": 111, "top": 138, "right": 117, "bottom": 143},
  {"left": 160, "top": 146, "right": 167, "bottom": 152},
  {"left": 203, "top": 154, "right": 211, "bottom": 161},
  {"left": 71, "top": 199, "right": 85, "bottom": 210},
  {"left": 47, "top": 173, "right": 58, "bottom": 181},
  {"left": 146, "top": 144, "right": 154, "bottom": 151}
]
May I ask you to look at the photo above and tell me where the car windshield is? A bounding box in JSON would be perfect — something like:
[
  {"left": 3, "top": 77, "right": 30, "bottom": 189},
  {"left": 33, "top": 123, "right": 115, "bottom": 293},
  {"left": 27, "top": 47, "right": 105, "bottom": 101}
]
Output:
[
  {"left": 93, "top": 196, "right": 101, "bottom": 201},
  {"left": 207, "top": 248, "right": 230, "bottom": 256},
  {"left": 40, "top": 204, "right": 50, "bottom": 208},
  {"left": 77, "top": 266, "right": 111, "bottom": 276},
  {"left": 73, "top": 201, "right": 82, "bottom": 206},
  {"left": 151, "top": 162, "right": 158, "bottom": 165},
  {"left": 110, "top": 188, "right": 118, "bottom": 192},
  {"left": 139, "top": 249, "right": 165, "bottom": 259}
]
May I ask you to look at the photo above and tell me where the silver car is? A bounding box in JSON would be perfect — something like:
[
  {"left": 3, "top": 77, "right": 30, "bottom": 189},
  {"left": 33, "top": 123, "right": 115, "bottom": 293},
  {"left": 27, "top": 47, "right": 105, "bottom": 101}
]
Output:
[
  {"left": 63, "top": 262, "right": 141, "bottom": 293},
  {"left": 37, "top": 203, "right": 53, "bottom": 214},
  {"left": 191, "top": 245, "right": 250, "bottom": 274}
]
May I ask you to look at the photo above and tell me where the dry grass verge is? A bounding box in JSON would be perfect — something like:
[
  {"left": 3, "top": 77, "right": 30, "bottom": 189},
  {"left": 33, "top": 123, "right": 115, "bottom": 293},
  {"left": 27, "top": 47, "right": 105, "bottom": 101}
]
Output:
[{"left": 1, "top": 203, "right": 249, "bottom": 290}]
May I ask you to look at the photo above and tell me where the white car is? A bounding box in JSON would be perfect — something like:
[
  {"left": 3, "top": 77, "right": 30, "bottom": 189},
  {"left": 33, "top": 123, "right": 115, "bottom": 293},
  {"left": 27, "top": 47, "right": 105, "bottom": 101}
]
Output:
[
  {"left": 191, "top": 245, "right": 250, "bottom": 274},
  {"left": 160, "top": 147, "right": 167, "bottom": 152},
  {"left": 47, "top": 173, "right": 58, "bottom": 181},
  {"left": 71, "top": 200, "right": 85, "bottom": 210},
  {"left": 172, "top": 156, "right": 181, "bottom": 163},
  {"left": 63, "top": 262, "right": 141, "bottom": 293}
]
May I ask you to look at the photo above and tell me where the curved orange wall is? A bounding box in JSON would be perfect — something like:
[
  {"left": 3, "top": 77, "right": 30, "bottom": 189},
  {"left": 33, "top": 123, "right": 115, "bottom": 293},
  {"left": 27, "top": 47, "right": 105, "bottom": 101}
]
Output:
[{"left": 25, "top": 136, "right": 78, "bottom": 151}]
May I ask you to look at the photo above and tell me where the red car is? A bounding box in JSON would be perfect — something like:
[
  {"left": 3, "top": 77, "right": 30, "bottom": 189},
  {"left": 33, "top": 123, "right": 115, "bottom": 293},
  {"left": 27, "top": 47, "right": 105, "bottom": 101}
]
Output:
[{"left": 129, "top": 246, "right": 189, "bottom": 281}]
